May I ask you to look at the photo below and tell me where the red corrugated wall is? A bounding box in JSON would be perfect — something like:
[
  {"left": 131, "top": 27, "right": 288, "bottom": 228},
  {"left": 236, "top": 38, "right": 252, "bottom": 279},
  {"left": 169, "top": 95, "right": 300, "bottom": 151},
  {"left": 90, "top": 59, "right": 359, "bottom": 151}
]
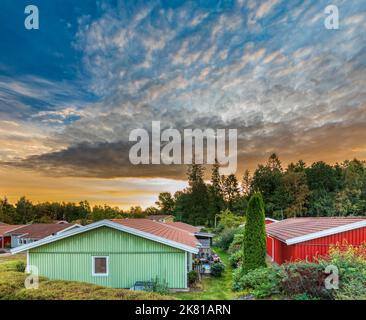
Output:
[
  {"left": 265, "top": 219, "right": 276, "bottom": 225},
  {"left": 267, "top": 226, "right": 366, "bottom": 264},
  {"left": 0, "top": 236, "right": 11, "bottom": 248}
]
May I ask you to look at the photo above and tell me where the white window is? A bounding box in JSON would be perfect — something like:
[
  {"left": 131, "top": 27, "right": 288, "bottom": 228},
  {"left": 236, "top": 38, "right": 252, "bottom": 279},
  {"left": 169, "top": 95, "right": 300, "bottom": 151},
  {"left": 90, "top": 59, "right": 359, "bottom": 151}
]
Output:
[{"left": 92, "top": 256, "right": 109, "bottom": 276}]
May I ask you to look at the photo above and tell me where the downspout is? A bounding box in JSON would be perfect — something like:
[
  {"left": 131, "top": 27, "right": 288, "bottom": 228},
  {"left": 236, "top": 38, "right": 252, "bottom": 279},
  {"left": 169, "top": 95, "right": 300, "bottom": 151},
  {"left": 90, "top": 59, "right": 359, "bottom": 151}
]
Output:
[
  {"left": 184, "top": 252, "right": 188, "bottom": 289},
  {"left": 26, "top": 250, "right": 30, "bottom": 273},
  {"left": 271, "top": 237, "right": 275, "bottom": 262}
]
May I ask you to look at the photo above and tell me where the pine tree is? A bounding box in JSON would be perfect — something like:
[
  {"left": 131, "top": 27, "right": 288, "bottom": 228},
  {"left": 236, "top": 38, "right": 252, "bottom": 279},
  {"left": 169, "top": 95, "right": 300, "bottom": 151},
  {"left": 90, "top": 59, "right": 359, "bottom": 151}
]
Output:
[
  {"left": 186, "top": 163, "right": 209, "bottom": 225},
  {"left": 243, "top": 192, "right": 267, "bottom": 273},
  {"left": 208, "top": 161, "right": 225, "bottom": 225},
  {"left": 267, "top": 153, "right": 282, "bottom": 172},
  {"left": 211, "top": 160, "right": 222, "bottom": 193},
  {"left": 241, "top": 169, "right": 252, "bottom": 196},
  {"left": 222, "top": 174, "right": 240, "bottom": 211},
  {"left": 187, "top": 163, "right": 204, "bottom": 186}
]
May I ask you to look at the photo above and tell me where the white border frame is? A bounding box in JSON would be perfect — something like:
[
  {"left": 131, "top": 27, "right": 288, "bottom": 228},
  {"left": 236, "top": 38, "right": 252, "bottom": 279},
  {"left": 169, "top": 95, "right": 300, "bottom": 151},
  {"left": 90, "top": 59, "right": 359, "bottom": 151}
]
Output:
[{"left": 92, "top": 256, "right": 109, "bottom": 277}]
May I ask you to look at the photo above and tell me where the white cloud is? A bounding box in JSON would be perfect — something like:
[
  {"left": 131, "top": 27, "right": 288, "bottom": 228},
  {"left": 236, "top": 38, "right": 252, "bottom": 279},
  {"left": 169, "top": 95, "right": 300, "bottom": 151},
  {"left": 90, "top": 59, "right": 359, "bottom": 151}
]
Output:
[{"left": 256, "top": 0, "right": 280, "bottom": 19}]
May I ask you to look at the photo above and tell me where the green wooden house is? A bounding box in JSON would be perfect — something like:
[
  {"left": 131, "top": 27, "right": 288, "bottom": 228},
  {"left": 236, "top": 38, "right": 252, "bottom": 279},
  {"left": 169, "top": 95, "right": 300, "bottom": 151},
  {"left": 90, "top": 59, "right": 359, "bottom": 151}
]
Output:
[{"left": 12, "top": 219, "right": 199, "bottom": 289}]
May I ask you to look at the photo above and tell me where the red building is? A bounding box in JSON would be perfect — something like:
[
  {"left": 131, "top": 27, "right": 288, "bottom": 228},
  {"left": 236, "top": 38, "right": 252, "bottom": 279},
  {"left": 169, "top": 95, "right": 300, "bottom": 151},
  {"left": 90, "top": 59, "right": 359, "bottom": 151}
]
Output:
[
  {"left": 266, "top": 217, "right": 366, "bottom": 264},
  {"left": 265, "top": 217, "right": 278, "bottom": 225},
  {"left": 0, "top": 225, "right": 24, "bottom": 249}
]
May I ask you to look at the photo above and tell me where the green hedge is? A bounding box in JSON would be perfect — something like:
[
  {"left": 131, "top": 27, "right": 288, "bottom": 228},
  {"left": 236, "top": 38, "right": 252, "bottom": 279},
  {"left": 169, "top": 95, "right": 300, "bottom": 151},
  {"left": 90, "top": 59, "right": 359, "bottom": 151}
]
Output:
[{"left": 233, "top": 244, "right": 366, "bottom": 300}]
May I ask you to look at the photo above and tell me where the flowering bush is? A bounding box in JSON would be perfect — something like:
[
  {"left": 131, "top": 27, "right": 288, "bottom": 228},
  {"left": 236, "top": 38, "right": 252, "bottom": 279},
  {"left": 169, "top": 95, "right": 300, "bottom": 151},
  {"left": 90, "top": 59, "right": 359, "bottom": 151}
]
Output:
[
  {"left": 320, "top": 242, "right": 366, "bottom": 300},
  {"left": 281, "top": 262, "right": 333, "bottom": 299},
  {"left": 232, "top": 243, "right": 366, "bottom": 300},
  {"left": 211, "top": 262, "right": 225, "bottom": 277}
]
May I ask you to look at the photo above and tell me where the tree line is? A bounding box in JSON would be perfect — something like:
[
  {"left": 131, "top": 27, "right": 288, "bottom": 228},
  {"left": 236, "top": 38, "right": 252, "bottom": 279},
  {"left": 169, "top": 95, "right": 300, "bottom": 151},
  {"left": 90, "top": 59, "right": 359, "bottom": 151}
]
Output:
[
  {"left": 1, "top": 154, "right": 365, "bottom": 226},
  {"left": 0, "top": 198, "right": 147, "bottom": 225},
  {"left": 155, "top": 154, "right": 366, "bottom": 225}
]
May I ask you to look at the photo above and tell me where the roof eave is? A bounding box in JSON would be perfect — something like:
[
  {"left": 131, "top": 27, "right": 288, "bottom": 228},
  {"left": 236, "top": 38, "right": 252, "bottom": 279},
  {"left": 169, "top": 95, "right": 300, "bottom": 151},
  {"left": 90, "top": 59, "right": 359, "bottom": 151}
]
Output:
[
  {"left": 285, "top": 220, "right": 366, "bottom": 245},
  {"left": 11, "top": 220, "right": 199, "bottom": 254}
]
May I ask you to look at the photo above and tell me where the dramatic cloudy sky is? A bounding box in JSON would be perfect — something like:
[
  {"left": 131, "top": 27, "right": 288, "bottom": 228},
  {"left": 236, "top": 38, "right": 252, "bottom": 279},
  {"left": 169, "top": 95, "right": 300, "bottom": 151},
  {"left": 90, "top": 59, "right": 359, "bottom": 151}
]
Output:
[{"left": 0, "top": 0, "right": 365, "bottom": 208}]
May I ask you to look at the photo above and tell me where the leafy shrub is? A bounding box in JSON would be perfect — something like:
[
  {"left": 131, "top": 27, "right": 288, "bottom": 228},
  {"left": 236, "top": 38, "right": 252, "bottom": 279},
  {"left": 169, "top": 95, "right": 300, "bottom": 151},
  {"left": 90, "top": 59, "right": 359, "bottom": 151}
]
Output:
[
  {"left": 145, "top": 276, "right": 169, "bottom": 295},
  {"left": 294, "top": 293, "right": 319, "bottom": 300},
  {"left": 228, "top": 228, "right": 245, "bottom": 254},
  {"left": 216, "top": 209, "right": 245, "bottom": 229},
  {"left": 229, "top": 250, "right": 243, "bottom": 268},
  {"left": 320, "top": 243, "right": 366, "bottom": 300},
  {"left": 334, "top": 277, "right": 366, "bottom": 300},
  {"left": 187, "top": 270, "right": 199, "bottom": 286},
  {"left": 15, "top": 261, "right": 26, "bottom": 273},
  {"left": 0, "top": 260, "right": 25, "bottom": 273},
  {"left": 281, "top": 262, "right": 333, "bottom": 300},
  {"left": 214, "top": 228, "right": 237, "bottom": 251},
  {"left": 232, "top": 243, "right": 366, "bottom": 300},
  {"left": 233, "top": 267, "right": 281, "bottom": 298},
  {"left": 211, "top": 262, "right": 225, "bottom": 277}
]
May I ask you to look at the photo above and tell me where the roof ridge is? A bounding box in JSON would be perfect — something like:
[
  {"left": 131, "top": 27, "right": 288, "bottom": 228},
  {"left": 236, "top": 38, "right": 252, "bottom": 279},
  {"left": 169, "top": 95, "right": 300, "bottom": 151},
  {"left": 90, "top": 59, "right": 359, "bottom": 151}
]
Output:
[
  {"left": 155, "top": 220, "right": 195, "bottom": 235},
  {"left": 267, "top": 217, "right": 366, "bottom": 244}
]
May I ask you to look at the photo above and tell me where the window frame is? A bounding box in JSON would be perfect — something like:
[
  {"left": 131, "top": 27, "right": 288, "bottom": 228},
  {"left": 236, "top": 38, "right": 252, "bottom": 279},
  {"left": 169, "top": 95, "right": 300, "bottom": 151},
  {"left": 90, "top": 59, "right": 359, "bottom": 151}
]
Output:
[{"left": 92, "top": 256, "right": 109, "bottom": 277}]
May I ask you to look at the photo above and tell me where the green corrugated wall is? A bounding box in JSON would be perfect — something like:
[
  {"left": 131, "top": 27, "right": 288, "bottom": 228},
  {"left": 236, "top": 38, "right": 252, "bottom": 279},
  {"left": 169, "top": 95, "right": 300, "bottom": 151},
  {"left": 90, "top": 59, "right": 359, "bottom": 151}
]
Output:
[{"left": 29, "top": 226, "right": 187, "bottom": 288}]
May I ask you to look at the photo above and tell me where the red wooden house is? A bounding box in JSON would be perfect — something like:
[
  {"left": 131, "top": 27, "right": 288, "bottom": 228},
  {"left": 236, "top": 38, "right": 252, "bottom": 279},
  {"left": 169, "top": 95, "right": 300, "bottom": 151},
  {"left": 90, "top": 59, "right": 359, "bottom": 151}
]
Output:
[
  {"left": 266, "top": 217, "right": 366, "bottom": 264},
  {"left": 265, "top": 217, "right": 278, "bottom": 225},
  {"left": 0, "top": 225, "right": 24, "bottom": 249}
]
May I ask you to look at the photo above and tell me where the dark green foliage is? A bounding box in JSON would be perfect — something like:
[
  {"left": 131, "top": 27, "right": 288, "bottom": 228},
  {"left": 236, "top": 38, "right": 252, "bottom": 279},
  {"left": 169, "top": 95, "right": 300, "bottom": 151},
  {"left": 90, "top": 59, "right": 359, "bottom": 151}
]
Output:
[
  {"left": 228, "top": 227, "right": 245, "bottom": 267},
  {"left": 294, "top": 293, "right": 319, "bottom": 300},
  {"left": 251, "top": 154, "right": 283, "bottom": 216},
  {"left": 214, "top": 228, "right": 237, "bottom": 251},
  {"left": 0, "top": 197, "right": 150, "bottom": 225},
  {"left": 242, "top": 193, "right": 266, "bottom": 273},
  {"left": 211, "top": 262, "right": 225, "bottom": 277},
  {"left": 14, "top": 261, "right": 26, "bottom": 273},
  {"left": 306, "top": 161, "right": 341, "bottom": 192},
  {"left": 233, "top": 267, "right": 281, "bottom": 298},
  {"left": 2, "top": 155, "right": 366, "bottom": 227},
  {"left": 209, "top": 160, "right": 225, "bottom": 221},
  {"left": 229, "top": 250, "right": 243, "bottom": 268},
  {"left": 155, "top": 192, "right": 175, "bottom": 215},
  {"left": 145, "top": 276, "right": 169, "bottom": 295},
  {"left": 173, "top": 163, "right": 211, "bottom": 226},
  {"left": 222, "top": 174, "right": 240, "bottom": 211},
  {"left": 232, "top": 244, "right": 366, "bottom": 300},
  {"left": 227, "top": 227, "right": 245, "bottom": 253},
  {"left": 248, "top": 155, "right": 366, "bottom": 218},
  {"left": 187, "top": 270, "right": 199, "bottom": 286},
  {"left": 322, "top": 243, "right": 366, "bottom": 300},
  {"left": 217, "top": 210, "right": 245, "bottom": 230}
]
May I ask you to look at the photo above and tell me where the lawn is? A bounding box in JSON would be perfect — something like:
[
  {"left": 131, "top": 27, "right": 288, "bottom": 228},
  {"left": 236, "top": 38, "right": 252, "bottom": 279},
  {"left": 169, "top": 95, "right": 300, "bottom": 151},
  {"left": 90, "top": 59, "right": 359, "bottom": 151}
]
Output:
[
  {"left": 0, "top": 253, "right": 26, "bottom": 263},
  {"left": 0, "top": 254, "right": 172, "bottom": 300},
  {"left": 0, "top": 250, "right": 237, "bottom": 300},
  {"left": 175, "top": 247, "right": 235, "bottom": 300}
]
